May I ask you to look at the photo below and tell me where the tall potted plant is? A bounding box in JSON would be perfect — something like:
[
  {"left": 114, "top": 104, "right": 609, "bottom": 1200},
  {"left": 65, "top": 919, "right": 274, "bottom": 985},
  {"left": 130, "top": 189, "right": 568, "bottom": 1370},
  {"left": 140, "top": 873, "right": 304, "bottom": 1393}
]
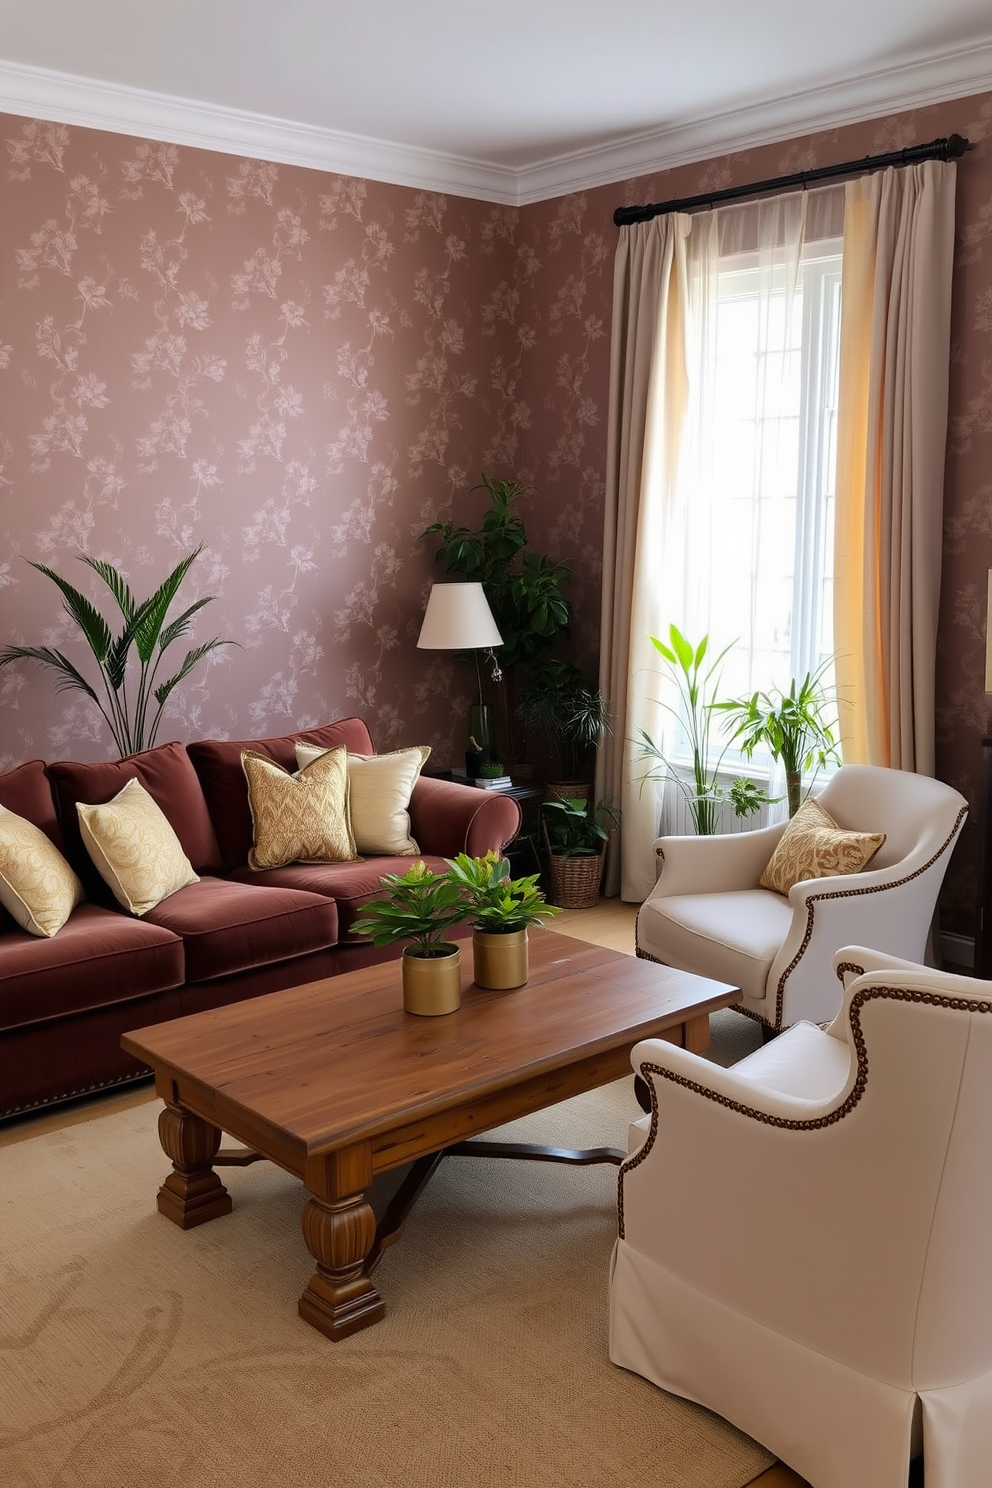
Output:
[
  {"left": 350, "top": 862, "right": 467, "bottom": 1016},
  {"left": 635, "top": 625, "right": 771, "bottom": 834},
  {"left": 446, "top": 850, "right": 560, "bottom": 989},
  {"left": 713, "top": 662, "right": 842, "bottom": 817},
  {"left": 420, "top": 474, "right": 573, "bottom": 766},
  {"left": 0, "top": 545, "right": 234, "bottom": 758}
]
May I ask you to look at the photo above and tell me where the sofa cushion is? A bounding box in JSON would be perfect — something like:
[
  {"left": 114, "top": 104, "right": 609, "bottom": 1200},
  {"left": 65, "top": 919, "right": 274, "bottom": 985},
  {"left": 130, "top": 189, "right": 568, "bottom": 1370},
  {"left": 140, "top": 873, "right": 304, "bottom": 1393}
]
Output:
[
  {"left": 142, "top": 875, "right": 339, "bottom": 983},
  {"left": 0, "top": 758, "right": 64, "bottom": 850},
  {"left": 295, "top": 742, "right": 430, "bottom": 855},
  {"left": 226, "top": 854, "right": 452, "bottom": 940},
  {"left": 77, "top": 778, "right": 200, "bottom": 915},
  {"left": 242, "top": 746, "right": 357, "bottom": 868},
  {"left": 0, "top": 902, "right": 184, "bottom": 1030},
  {"left": 0, "top": 803, "right": 85, "bottom": 937},
  {"left": 49, "top": 741, "right": 224, "bottom": 901},
  {"left": 188, "top": 718, "right": 376, "bottom": 868}
]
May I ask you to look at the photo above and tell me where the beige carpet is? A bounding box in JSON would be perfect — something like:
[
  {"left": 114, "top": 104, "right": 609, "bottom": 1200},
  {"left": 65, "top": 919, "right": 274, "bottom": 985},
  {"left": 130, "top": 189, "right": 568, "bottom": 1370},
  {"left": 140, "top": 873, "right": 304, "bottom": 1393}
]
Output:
[{"left": 0, "top": 1078, "right": 774, "bottom": 1488}]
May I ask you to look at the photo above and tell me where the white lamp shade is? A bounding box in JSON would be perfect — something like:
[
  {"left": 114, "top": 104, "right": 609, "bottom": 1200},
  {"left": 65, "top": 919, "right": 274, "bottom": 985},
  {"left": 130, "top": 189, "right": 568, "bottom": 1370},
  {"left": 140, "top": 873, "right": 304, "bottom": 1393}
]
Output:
[{"left": 417, "top": 582, "right": 503, "bottom": 650}]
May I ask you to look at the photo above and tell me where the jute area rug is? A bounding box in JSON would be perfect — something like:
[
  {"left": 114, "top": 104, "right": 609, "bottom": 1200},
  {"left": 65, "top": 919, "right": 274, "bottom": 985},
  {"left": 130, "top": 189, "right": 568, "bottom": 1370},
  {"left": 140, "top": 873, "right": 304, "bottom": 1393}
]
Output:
[{"left": 0, "top": 1073, "right": 774, "bottom": 1488}]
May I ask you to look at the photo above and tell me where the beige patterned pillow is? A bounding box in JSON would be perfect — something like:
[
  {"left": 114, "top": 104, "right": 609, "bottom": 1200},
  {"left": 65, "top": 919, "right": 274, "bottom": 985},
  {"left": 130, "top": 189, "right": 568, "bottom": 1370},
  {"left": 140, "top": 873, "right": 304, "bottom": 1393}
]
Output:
[
  {"left": 242, "top": 746, "right": 357, "bottom": 870},
  {"left": 0, "top": 803, "right": 85, "bottom": 937},
  {"left": 295, "top": 742, "right": 430, "bottom": 855},
  {"left": 759, "top": 797, "right": 886, "bottom": 895},
  {"left": 77, "top": 777, "right": 200, "bottom": 915}
]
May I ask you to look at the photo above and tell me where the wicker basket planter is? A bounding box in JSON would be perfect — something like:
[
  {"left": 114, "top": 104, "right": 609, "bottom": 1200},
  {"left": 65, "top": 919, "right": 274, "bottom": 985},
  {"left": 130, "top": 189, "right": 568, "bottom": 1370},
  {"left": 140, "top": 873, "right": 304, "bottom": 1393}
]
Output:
[{"left": 544, "top": 845, "right": 605, "bottom": 909}]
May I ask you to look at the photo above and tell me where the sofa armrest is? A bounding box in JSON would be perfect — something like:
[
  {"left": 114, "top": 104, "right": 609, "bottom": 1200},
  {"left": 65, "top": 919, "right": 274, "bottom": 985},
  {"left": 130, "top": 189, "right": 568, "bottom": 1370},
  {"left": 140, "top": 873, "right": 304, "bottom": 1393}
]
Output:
[
  {"left": 647, "top": 820, "right": 787, "bottom": 898},
  {"left": 408, "top": 777, "right": 521, "bottom": 859}
]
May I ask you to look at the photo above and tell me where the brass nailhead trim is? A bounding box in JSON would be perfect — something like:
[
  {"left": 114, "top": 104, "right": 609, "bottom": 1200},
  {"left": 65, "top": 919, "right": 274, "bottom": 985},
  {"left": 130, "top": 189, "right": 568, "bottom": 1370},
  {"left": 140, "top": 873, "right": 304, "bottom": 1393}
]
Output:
[
  {"left": 617, "top": 974, "right": 991, "bottom": 1239},
  {"left": 771, "top": 806, "right": 967, "bottom": 1027}
]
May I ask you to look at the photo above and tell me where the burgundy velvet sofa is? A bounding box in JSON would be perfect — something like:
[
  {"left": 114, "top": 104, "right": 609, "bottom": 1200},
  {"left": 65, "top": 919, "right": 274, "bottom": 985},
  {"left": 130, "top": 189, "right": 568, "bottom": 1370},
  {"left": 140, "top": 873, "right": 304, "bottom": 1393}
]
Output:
[{"left": 0, "top": 717, "right": 520, "bottom": 1121}]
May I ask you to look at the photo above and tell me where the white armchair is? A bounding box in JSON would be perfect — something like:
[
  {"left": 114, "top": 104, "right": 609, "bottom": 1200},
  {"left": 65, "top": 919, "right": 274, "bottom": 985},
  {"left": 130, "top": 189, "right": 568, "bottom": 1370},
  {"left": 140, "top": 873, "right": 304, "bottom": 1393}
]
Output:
[
  {"left": 635, "top": 764, "right": 967, "bottom": 1029},
  {"left": 610, "top": 946, "right": 992, "bottom": 1488}
]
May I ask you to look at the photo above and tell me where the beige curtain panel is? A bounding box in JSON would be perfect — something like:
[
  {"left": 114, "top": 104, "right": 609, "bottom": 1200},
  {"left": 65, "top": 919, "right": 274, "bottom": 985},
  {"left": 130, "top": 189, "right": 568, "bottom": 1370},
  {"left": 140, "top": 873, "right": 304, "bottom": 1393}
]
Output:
[{"left": 834, "top": 159, "right": 958, "bottom": 775}]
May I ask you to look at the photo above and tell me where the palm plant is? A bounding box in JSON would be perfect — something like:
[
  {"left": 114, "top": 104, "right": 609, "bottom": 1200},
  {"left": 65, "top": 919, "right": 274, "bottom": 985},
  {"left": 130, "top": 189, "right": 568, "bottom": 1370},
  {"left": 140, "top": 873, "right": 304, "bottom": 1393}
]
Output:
[
  {"left": 0, "top": 545, "right": 234, "bottom": 757},
  {"left": 635, "top": 625, "right": 771, "bottom": 835},
  {"left": 515, "top": 659, "right": 611, "bottom": 783},
  {"left": 713, "top": 662, "right": 842, "bottom": 817}
]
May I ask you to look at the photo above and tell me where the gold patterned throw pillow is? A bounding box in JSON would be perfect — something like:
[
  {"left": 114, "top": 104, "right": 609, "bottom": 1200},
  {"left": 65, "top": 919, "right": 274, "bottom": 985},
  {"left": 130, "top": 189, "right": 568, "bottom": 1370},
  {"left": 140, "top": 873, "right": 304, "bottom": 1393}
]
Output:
[
  {"left": 295, "top": 742, "right": 430, "bottom": 855},
  {"left": 0, "top": 803, "right": 85, "bottom": 937},
  {"left": 242, "top": 746, "right": 357, "bottom": 870},
  {"left": 759, "top": 797, "right": 886, "bottom": 896},
  {"left": 77, "top": 777, "right": 200, "bottom": 916}
]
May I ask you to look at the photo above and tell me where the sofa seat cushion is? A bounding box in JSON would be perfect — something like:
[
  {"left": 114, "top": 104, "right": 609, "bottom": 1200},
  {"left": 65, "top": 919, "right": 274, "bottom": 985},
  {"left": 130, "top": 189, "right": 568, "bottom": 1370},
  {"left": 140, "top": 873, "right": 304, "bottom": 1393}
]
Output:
[
  {"left": 636, "top": 888, "right": 794, "bottom": 1002},
  {"left": 0, "top": 902, "right": 184, "bottom": 1030},
  {"left": 188, "top": 719, "right": 376, "bottom": 869},
  {"left": 226, "top": 854, "right": 451, "bottom": 940},
  {"left": 143, "top": 875, "right": 338, "bottom": 983},
  {"left": 49, "top": 741, "right": 224, "bottom": 901}
]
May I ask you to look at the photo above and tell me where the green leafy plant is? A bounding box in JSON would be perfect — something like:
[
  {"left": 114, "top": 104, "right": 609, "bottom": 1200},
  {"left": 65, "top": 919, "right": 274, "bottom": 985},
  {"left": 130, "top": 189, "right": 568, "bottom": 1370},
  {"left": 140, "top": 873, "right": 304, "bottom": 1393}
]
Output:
[
  {"left": 350, "top": 861, "right": 467, "bottom": 958},
  {"left": 515, "top": 659, "right": 611, "bottom": 783},
  {"left": 0, "top": 545, "right": 235, "bottom": 758},
  {"left": 713, "top": 662, "right": 842, "bottom": 817},
  {"left": 446, "top": 850, "right": 560, "bottom": 933},
  {"left": 421, "top": 474, "right": 573, "bottom": 672},
  {"left": 542, "top": 797, "right": 620, "bottom": 859},
  {"left": 635, "top": 625, "right": 772, "bottom": 835}
]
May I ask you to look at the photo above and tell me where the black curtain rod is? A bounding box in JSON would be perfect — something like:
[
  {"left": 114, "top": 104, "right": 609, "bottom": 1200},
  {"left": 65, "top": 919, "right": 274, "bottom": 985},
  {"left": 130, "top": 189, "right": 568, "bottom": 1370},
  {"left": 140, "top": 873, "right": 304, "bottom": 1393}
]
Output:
[{"left": 613, "top": 133, "right": 973, "bottom": 227}]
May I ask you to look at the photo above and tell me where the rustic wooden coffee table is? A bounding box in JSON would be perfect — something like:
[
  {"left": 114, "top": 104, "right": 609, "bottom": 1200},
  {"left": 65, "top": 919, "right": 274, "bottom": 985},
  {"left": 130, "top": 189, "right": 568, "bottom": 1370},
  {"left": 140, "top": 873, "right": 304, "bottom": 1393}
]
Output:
[{"left": 122, "top": 928, "right": 740, "bottom": 1341}]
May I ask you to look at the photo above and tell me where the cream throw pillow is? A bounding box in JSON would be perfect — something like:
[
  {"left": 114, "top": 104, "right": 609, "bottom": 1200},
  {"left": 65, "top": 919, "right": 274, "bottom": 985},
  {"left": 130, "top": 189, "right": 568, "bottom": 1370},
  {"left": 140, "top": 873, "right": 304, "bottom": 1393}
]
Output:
[
  {"left": 759, "top": 797, "right": 886, "bottom": 895},
  {"left": 77, "top": 777, "right": 200, "bottom": 916},
  {"left": 0, "top": 803, "right": 84, "bottom": 937},
  {"left": 295, "top": 743, "right": 430, "bottom": 855},
  {"left": 242, "top": 746, "right": 357, "bottom": 870}
]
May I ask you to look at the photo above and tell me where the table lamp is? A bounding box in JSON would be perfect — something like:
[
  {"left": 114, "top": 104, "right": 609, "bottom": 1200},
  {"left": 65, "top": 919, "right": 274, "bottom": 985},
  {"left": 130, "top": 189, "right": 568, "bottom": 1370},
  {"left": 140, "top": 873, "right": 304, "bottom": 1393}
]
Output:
[{"left": 417, "top": 582, "right": 503, "bottom": 775}]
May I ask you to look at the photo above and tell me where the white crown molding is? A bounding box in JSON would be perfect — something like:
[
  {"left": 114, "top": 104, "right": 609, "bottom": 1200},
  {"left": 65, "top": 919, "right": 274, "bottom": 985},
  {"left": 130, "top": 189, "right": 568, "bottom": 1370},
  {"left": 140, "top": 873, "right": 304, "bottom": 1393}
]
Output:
[
  {"left": 0, "top": 59, "right": 520, "bottom": 203},
  {"left": 516, "top": 38, "right": 992, "bottom": 204},
  {"left": 0, "top": 41, "right": 990, "bottom": 210}
]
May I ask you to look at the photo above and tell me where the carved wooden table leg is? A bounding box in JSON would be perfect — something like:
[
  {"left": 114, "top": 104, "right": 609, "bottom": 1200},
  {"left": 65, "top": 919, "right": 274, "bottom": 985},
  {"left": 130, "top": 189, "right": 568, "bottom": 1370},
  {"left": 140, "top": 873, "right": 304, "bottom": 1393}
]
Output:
[
  {"left": 297, "top": 1143, "right": 384, "bottom": 1340},
  {"left": 156, "top": 1102, "right": 233, "bottom": 1229}
]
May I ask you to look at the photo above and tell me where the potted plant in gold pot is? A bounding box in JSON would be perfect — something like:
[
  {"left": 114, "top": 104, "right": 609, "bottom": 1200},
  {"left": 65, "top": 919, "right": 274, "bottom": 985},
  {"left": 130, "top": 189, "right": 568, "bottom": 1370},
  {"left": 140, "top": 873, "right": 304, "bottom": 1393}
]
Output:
[
  {"left": 446, "top": 850, "right": 560, "bottom": 990},
  {"left": 351, "top": 862, "right": 467, "bottom": 1016}
]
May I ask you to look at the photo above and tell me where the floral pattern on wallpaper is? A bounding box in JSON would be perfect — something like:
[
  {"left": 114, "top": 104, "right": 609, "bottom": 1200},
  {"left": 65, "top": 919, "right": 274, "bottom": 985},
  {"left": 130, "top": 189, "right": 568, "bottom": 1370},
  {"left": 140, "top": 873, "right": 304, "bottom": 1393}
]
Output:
[{"left": 0, "top": 117, "right": 603, "bottom": 775}]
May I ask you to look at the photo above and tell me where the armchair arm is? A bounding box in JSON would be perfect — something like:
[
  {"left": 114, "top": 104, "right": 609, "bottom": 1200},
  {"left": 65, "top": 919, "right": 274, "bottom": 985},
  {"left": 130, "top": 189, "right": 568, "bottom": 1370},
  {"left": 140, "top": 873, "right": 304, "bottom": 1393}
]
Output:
[
  {"left": 646, "top": 820, "right": 786, "bottom": 899},
  {"left": 408, "top": 776, "right": 521, "bottom": 858}
]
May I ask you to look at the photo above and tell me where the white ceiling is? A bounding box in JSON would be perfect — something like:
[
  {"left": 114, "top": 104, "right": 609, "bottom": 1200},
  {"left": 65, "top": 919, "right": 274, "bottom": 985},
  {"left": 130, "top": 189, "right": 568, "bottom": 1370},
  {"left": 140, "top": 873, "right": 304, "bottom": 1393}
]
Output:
[{"left": 1, "top": 1, "right": 991, "bottom": 204}]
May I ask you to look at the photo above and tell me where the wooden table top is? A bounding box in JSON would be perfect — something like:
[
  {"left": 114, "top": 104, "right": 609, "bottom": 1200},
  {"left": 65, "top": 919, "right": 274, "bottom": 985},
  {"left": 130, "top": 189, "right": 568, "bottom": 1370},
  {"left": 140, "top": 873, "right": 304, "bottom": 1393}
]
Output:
[{"left": 122, "top": 929, "right": 740, "bottom": 1160}]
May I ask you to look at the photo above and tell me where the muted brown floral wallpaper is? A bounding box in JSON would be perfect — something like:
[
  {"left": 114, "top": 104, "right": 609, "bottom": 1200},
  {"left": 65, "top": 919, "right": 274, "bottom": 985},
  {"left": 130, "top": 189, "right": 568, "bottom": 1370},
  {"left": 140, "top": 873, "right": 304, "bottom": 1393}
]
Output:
[{"left": 1, "top": 89, "right": 991, "bottom": 938}]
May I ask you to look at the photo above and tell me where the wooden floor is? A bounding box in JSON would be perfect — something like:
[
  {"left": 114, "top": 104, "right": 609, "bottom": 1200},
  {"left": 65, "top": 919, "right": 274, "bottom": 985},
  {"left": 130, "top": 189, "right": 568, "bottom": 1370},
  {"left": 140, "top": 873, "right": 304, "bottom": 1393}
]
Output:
[{"left": 1, "top": 896, "right": 812, "bottom": 1485}]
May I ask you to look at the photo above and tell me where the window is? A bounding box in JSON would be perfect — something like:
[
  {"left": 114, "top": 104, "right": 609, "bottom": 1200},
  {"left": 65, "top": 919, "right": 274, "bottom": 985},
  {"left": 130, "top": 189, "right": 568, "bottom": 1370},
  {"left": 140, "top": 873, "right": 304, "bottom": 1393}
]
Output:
[{"left": 659, "top": 185, "right": 846, "bottom": 776}]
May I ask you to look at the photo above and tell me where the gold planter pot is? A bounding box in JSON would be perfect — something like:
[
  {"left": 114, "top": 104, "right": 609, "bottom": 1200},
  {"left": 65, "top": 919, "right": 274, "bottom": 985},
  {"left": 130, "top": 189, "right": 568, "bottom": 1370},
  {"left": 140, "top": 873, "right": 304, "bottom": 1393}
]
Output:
[
  {"left": 402, "top": 945, "right": 462, "bottom": 1016},
  {"left": 472, "top": 928, "right": 529, "bottom": 990}
]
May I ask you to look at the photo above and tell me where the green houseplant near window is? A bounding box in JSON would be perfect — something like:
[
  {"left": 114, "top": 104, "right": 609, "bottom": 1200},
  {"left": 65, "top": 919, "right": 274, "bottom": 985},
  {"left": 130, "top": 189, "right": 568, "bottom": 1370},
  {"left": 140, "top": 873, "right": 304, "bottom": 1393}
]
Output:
[
  {"left": 447, "top": 850, "right": 560, "bottom": 989},
  {"left": 634, "top": 626, "right": 771, "bottom": 835},
  {"left": 0, "top": 545, "right": 234, "bottom": 758},
  {"left": 713, "top": 662, "right": 842, "bottom": 818},
  {"left": 351, "top": 861, "right": 468, "bottom": 1016}
]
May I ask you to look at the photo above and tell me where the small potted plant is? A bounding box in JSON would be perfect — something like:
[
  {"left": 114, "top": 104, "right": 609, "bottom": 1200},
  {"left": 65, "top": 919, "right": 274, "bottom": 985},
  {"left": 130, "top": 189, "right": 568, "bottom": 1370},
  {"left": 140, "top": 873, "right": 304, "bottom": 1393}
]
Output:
[
  {"left": 542, "top": 797, "right": 620, "bottom": 909},
  {"left": 446, "top": 850, "right": 560, "bottom": 989},
  {"left": 350, "top": 862, "right": 467, "bottom": 1016}
]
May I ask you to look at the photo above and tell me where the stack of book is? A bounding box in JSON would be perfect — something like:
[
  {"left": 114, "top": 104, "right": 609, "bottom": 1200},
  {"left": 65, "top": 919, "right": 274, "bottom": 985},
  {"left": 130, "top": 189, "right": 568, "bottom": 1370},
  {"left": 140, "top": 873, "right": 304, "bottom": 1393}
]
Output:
[{"left": 470, "top": 775, "right": 514, "bottom": 790}]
